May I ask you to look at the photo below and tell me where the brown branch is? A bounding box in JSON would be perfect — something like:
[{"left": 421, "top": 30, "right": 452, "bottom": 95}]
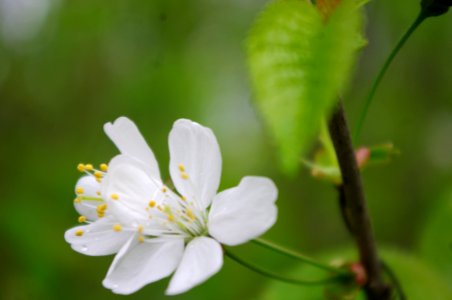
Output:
[{"left": 328, "top": 101, "right": 391, "bottom": 300}]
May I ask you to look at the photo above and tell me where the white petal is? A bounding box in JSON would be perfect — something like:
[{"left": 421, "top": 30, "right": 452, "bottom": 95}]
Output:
[
  {"left": 107, "top": 154, "right": 161, "bottom": 184},
  {"left": 101, "top": 163, "right": 162, "bottom": 225},
  {"left": 74, "top": 176, "right": 104, "bottom": 221},
  {"left": 103, "top": 237, "right": 184, "bottom": 295},
  {"left": 166, "top": 237, "right": 223, "bottom": 295},
  {"left": 104, "top": 116, "right": 161, "bottom": 179},
  {"left": 169, "top": 119, "right": 222, "bottom": 210},
  {"left": 64, "top": 218, "right": 131, "bottom": 256},
  {"left": 208, "top": 176, "right": 278, "bottom": 246}
]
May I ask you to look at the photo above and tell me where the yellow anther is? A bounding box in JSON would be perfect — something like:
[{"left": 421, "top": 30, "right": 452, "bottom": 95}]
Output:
[
  {"left": 161, "top": 187, "right": 167, "bottom": 193},
  {"left": 149, "top": 200, "right": 156, "bottom": 207},
  {"left": 94, "top": 171, "right": 103, "bottom": 179},
  {"left": 178, "top": 164, "right": 185, "bottom": 172},
  {"left": 180, "top": 172, "right": 189, "bottom": 180},
  {"left": 110, "top": 193, "right": 119, "bottom": 200},
  {"left": 77, "top": 164, "right": 85, "bottom": 172},
  {"left": 137, "top": 225, "right": 144, "bottom": 233},
  {"left": 138, "top": 235, "right": 145, "bottom": 243},
  {"left": 97, "top": 211, "right": 105, "bottom": 218},
  {"left": 100, "top": 163, "right": 108, "bottom": 172},
  {"left": 112, "top": 224, "right": 122, "bottom": 232},
  {"left": 75, "top": 187, "right": 84, "bottom": 194},
  {"left": 75, "top": 229, "right": 84, "bottom": 236},
  {"left": 186, "top": 209, "right": 196, "bottom": 221},
  {"left": 74, "top": 197, "right": 81, "bottom": 203},
  {"left": 96, "top": 178, "right": 102, "bottom": 183},
  {"left": 181, "top": 196, "right": 186, "bottom": 201},
  {"left": 78, "top": 215, "right": 87, "bottom": 223},
  {"left": 85, "top": 164, "right": 94, "bottom": 171},
  {"left": 157, "top": 205, "right": 163, "bottom": 211},
  {"left": 168, "top": 215, "right": 175, "bottom": 222},
  {"left": 96, "top": 203, "right": 107, "bottom": 213},
  {"left": 96, "top": 191, "right": 101, "bottom": 196}
]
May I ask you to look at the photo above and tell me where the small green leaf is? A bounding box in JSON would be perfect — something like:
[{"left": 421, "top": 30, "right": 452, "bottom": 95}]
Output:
[
  {"left": 247, "top": 0, "right": 365, "bottom": 174},
  {"left": 366, "top": 143, "right": 399, "bottom": 166}
]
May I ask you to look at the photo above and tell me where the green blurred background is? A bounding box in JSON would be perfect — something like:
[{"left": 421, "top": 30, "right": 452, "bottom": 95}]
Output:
[{"left": 0, "top": 0, "right": 451, "bottom": 299}]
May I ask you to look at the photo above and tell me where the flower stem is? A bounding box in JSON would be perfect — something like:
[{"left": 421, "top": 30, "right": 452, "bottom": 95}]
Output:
[
  {"left": 224, "top": 250, "right": 350, "bottom": 286},
  {"left": 252, "top": 238, "right": 348, "bottom": 275},
  {"left": 353, "top": 12, "right": 427, "bottom": 143}
]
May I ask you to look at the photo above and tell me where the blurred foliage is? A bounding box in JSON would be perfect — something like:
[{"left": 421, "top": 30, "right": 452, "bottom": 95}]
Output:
[
  {"left": 419, "top": 189, "right": 452, "bottom": 282},
  {"left": 0, "top": 0, "right": 451, "bottom": 299},
  {"left": 247, "top": 0, "right": 365, "bottom": 174},
  {"left": 262, "top": 247, "right": 452, "bottom": 300}
]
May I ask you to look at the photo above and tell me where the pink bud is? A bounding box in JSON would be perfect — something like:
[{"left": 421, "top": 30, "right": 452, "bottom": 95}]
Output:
[
  {"left": 355, "top": 147, "right": 371, "bottom": 169},
  {"left": 350, "top": 262, "right": 367, "bottom": 286}
]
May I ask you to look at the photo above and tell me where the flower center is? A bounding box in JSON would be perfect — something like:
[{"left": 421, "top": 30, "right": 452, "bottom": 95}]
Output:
[{"left": 73, "top": 162, "right": 209, "bottom": 244}]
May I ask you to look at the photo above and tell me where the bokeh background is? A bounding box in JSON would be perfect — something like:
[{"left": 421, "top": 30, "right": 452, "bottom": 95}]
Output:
[{"left": 0, "top": 0, "right": 451, "bottom": 299}]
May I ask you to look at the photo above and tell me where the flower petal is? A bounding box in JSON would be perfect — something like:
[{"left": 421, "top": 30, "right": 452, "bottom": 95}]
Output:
[
  {"left": 169, "top": 119, "right": 222, "bottom": 209},
  {"left": 103, "top": 236, "right": 184, "bottom": 295},
  {"left": 101, "top": 163, "right": 163, "bottom": 225},
  {"left": 208, "top": 176, "right": 278, "bottom": 246},
  {"left": 64, "top": 218, "right": 131, "bottom": 256},
  {"left": 104, "top": 116, "right": 161, "bottom": 180},
  {"left": 166, "top": 237, "right": 223, "bottom": 295},
  {"left": 74, "top": 176, "right": 104, "bottom": 221}
]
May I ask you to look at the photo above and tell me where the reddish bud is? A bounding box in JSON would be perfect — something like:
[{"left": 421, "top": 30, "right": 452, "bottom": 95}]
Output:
[
  {"left": 355, "top": 147, "right": 371, "bottom": 169},
  {"left": 317, "top": 0, "right": 341, "bottom": 20},
  {"left": 349, "top": 262, "right": 367, "bottom": 286}
]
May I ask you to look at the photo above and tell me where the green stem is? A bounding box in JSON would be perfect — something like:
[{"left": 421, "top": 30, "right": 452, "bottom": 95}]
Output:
[
  {"left": 225, "top": 250, "right": 349, "bottom": 286},
  {"left": 252, "top": 238, "right": 347, "bottom": 275},
  {"left": 353, "top": 11, "right": 427, "bottom": 142}
]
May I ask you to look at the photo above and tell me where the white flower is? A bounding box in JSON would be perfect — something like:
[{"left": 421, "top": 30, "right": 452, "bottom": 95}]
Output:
[{"left": 64, "top": 117, "right": 278, "bottom": 295}]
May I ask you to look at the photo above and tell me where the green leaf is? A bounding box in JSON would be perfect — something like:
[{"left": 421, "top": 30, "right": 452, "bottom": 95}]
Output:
[
  {"left": 247, "top": 0, "right": 365, "bottom": 174},
  {"left": 261, "top": 247, "right": 452, "bottom": 300}
]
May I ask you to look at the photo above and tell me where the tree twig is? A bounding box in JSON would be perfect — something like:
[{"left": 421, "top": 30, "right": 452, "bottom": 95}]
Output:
[{"left": 328, "top": 101, "right": 391, "bottom": 299}]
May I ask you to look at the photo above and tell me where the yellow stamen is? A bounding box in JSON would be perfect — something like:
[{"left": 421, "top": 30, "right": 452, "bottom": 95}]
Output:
[
  {"left": 149, "top": 200, "right": 156, "bottom": 207},
  {"left": 85, "top": 164, "right": 94, "bottom": 171},
  {"left": 97, "top": 211, "right": 105, "bottom": 218},
  {"left": 186, "top": 209, "right": 196, "bottom": 221},
  {"left": 138, "top": 235, "right": 145, "bottom": 243},
  {"left": 96, "top": 178, "right": 101, "bottom": 183},
  {"left": 75, "top": 229, "right": 84, "bottom": 236},
  {"left": 112, "top": 224, "right": 122, "bottom": 232},
  {"left": 77, "top": 163, "right": 85, "bottom": 172},
  {"left": 137, "top": 225, "right": 144, "bottom": 233},
  {"left": 96, "top": 203, "right": 107, "bottom": 213},
  {"left": 157, "top": 205, "right": 163, "bottom": 211},
  {"left": 74, "top": 197, "right": 81, "bottom": 203},
  {"left": 168, "top": 215, "right": 175, "bottom": 222},
  {"left": 75, "top": 187, "right": 84, "bottom": 194},
  {"left": 161, "top": 187, "right": 167, "bottom": 193},
  {"left": 180, "top": 172, "right": 189, "bottom": 180},
  {"left": 178, "top": 164, "right": 185, "bottom": 172},
  {"left": 181, "top": 196, "right": 186, "bottom": 201},
  {"left": 96, "top": 191, "right": 101, "bottom": 196},
  {"left": 100, "top": 163, "right": 108, "bottom": 172},
  {"left": 110, "top": 193, "right": 119, "bottom": 200},
  {"left": 78, "top": 215, "right": 87, "bottom": 223},
  {"left": 94, "top": 171, "right": 103, "bottom": 179}
]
